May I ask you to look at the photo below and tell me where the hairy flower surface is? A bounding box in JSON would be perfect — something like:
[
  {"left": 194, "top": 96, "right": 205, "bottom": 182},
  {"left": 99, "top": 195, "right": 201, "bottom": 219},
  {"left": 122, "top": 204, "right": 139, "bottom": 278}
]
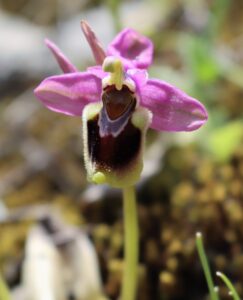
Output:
[{"left": 34, "top": 22, "right": 208, "bottom": 187}]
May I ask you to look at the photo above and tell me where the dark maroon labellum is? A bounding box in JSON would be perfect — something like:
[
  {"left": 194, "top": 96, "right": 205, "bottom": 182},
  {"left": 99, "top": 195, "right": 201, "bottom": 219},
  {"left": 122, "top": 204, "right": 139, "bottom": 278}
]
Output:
[
  {"left": 87, "top": 114, "right": 141, "bottom": 171},
  {"left": 87, "top": 84, "right": 142, "bottom": 172}
]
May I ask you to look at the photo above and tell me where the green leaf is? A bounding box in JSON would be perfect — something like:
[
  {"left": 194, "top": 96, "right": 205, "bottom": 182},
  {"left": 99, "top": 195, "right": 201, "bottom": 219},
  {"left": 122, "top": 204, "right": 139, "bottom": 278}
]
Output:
[
  {"left": 216, "top": 272, "right": 241, "bottom": 300},
  {"left": 196, "top": 232, "right": 219, "bottom": 300}
]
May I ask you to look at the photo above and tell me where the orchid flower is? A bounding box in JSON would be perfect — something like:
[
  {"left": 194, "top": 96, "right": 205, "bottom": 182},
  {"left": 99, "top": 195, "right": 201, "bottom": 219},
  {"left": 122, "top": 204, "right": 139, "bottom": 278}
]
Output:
[
  {"left": 34, "top": 21, "right": 208, "bottom": 188},
  {"left": 34, "top": 22, "right": 208, "bottom": 300}
]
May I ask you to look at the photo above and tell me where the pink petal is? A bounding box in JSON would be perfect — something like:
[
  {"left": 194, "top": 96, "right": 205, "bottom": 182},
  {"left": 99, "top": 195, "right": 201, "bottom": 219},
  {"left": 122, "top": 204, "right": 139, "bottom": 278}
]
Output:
[
  {"left": 87, "top": 65, "right": 107, "bottom": 79},
  {"left": 126, "top": 68, "right": 148, "bottom": 90},
  {"left": 45, "top": 39, "right": 78, "bottom": 73},
  {"left": 139, "top": 79, "right": 208, "bottom": 131},
  {"left": 107, "top": 28, "right": 153, "bottom": 70},
  {"left": 80, "top": 20, "right": 106, "bottom": 65},
  {"left": 34, "top": 72, "right": 102, "bottom": 116}
]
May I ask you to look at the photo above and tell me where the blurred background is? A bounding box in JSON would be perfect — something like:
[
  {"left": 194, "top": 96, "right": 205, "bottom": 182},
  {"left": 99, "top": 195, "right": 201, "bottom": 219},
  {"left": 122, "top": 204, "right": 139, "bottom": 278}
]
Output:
[{"left": 0, "top": 0, "right": 242, "bottom": 299}]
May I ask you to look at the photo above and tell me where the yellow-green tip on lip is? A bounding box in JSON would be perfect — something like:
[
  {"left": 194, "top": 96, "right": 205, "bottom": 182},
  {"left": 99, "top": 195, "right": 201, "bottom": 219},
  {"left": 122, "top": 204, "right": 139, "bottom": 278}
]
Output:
[{"left": 92, "top": 172, "right": 107, "bottom": 184}]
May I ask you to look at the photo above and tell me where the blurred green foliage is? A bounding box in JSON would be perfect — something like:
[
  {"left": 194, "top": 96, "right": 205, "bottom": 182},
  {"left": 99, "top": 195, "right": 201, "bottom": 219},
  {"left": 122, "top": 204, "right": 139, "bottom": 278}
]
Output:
[{"left": 209, "top": 121, "right": 243, "bottom": 162}]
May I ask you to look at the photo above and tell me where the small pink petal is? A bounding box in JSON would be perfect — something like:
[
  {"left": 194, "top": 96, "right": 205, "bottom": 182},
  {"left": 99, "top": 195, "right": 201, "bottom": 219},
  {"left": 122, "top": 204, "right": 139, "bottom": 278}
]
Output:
[
  {"left": 34, "top": 72, "right": 102, "bottom": 116},
  {"left": 139, "top": 79, "right": 208, "bottom": 131},
  {"left": 107, "top": 28, "right": 153, "bottom": 70},
  {"left": 81, "top": 20, "right": 106, "bottom": 65},
  {"left": 127, "top": 68, "right": 148, "bottom": 90},
  {"left": 45, "top": 39, "right": 78, "bottom": 73}
]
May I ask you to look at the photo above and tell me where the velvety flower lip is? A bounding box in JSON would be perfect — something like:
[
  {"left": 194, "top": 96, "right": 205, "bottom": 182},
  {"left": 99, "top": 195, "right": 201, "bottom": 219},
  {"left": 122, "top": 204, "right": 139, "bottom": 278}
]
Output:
[{"left": 106, "top": 28, "right": 154, "bottom": 70}]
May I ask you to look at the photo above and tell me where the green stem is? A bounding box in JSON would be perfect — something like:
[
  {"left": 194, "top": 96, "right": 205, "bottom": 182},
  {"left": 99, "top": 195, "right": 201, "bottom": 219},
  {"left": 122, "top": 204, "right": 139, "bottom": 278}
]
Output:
[
  {"left": 121, "top": 186, "right": 139, "bottom": 300},
  {"left": 216, "top": 272, "right": 241, "bottom": 300},
  {"left": 0, "top": 273, "right": 11, "bottom": 300},
  {"left": 106, "top": 0, "right": 122, "bottom": 32},
  {"left": 196, "top": 232, "right": 219, "bottom": 300}
]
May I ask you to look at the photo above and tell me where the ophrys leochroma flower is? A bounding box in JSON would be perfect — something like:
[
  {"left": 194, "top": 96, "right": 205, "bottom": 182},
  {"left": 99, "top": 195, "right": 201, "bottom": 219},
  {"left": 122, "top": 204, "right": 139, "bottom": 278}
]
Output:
[{"left": 34, "top": 22, "right": 208, "bottom": 187}]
